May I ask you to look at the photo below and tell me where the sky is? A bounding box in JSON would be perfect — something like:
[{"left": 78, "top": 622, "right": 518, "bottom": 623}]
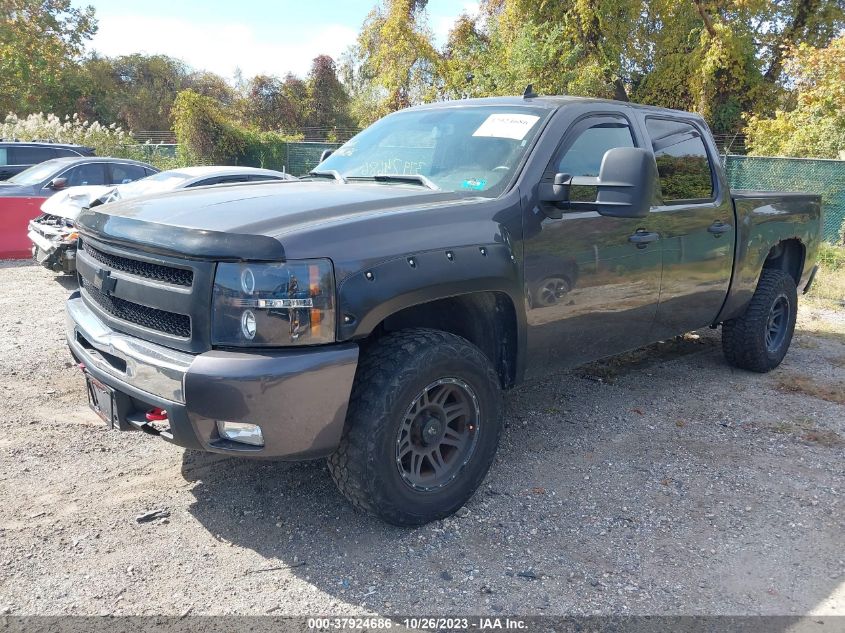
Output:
[{"left": 85, "top": 0, "right": 480, "bottom": 81}]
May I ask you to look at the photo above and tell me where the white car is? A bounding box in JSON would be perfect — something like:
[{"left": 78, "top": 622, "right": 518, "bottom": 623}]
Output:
[{"left": 28, "top": 166, "right": 295, "bottom": 273}]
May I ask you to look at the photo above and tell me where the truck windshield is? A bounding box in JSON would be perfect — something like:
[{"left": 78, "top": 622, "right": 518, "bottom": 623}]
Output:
[{"left": 314, "top": 106, "right": 550, "bottom": 196}]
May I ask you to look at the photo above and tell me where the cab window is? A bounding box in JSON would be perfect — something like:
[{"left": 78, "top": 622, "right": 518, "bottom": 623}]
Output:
[
  {"left": 556, "top": 122, "right": 635, "bottom": 177},
  {"left": 551, "top": 117, "right": 636, "bottom": 203},
  {"left": 646, "top": 118, "right": 714, "bottom": 202}
]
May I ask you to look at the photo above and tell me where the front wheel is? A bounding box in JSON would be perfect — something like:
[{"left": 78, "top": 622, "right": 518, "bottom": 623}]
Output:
[
  {"left": 722, "top": 268, "right": 798, "bottom": 372},
  {"left": 328, "top": 329, "right": 503, "bottom": 526}
]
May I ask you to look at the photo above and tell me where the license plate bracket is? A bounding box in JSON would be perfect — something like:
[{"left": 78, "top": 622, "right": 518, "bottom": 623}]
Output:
[{"left": 86, "top": 374, "right": 116, "bottom": 428}]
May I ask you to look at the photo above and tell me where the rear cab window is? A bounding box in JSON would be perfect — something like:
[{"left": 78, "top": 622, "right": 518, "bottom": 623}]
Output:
[{"left": 645, "top": 118, "right": 715, "bottom": 203}]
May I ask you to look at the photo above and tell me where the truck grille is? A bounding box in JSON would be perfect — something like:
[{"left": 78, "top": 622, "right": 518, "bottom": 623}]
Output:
[
  {"left": 80, "top": 277, "right": 191, "bottom": 338},
  {"left": 82, "top": 242, "right": 193, "bottom": 287},
  {"left": 76, "top": 237, "right": 214, "bottom": 352}
]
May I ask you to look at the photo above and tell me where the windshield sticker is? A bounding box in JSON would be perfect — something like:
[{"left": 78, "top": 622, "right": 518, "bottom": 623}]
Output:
[
  {"left": 472, "top": 113, "right": 540, "bottom": 140},
  {"left": 461, "top": 178, "right": 487, "bottom": 190}
]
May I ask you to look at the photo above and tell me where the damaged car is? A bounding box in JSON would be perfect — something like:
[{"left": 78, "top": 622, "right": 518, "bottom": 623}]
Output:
[
  {"left": 1, "top": 157, "right": 156, "bottom": 259},
  {"left": 28, "top": 166, "right": 295, "bottom": 273}
]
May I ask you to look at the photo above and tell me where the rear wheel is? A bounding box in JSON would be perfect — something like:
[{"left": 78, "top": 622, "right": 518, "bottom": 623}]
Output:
[
  {"left": 328, "top": 329, "right": 503, "bottom": 526},
  {"left": 722, "top": 269, "right": 797, "bottom": 372}
]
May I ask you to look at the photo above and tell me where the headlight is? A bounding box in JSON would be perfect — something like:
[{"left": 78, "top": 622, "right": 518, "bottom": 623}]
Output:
[{"left": 212, "top": 260, "right": 335, "bottom": 346}]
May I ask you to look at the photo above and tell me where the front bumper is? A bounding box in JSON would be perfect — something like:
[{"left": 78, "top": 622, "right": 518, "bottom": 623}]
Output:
[
  {"left": 66, "top": 292, "right": 359, "bottom": 458},
  {"left": 28, "top": 222, "right": 76, "bottom": 273}
]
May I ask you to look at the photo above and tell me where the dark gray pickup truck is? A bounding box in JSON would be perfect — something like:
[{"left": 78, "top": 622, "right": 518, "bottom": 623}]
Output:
[{"left": 66, "top": 95, "right": 822, "bottom": 525}]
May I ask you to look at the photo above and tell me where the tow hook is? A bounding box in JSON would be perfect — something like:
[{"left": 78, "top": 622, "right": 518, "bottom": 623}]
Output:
[
  {"left": 127, "top": 408, "right": 172, "bottom": 439},
  {"left": 145, "top": 407, "right": 168, "bottom": 422}
]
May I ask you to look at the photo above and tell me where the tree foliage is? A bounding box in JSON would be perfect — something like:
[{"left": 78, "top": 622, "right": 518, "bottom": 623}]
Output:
[
  {"left": 745, "top": 36, "right": 845, "bottom": 158},
  {"left": 0, "top": 0, "right": 96, "bottom": 115},
  {"left": 2, "top": 0, "right": 842, "bottom": 155},
  {"left": 172, "top": 89, "right": 302, "bottom": 170},
  {"left": 343, "top": 0, "right": 441, "bottom": 125},
  {"left": 438, "top": 0, "right": 844, "bottom": 134}
]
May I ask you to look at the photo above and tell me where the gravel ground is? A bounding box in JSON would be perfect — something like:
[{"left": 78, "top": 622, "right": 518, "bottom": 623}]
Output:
[{"left": 0, "top": 260, "right": 842, "bottom": 617}]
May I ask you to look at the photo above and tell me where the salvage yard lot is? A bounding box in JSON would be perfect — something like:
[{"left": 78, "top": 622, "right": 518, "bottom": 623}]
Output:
[{"left": 0, "top": 260, "right": 842, "bottom": 616}]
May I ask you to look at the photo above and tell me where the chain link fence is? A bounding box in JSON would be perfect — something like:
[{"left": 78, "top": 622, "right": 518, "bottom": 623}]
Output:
[
  {"left": 284, "top": 141, "right": 342, "bottom": 177},
  {"left": 725, "top": 155, "right": 845, "bottom": 244}
]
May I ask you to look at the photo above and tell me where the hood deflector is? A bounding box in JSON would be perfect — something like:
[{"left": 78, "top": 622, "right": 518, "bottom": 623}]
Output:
[{"left": 77, "top": 210, "right": 286, "bottom": 261}]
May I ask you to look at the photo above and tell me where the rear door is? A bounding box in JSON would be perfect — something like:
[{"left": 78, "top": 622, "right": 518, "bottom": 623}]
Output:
[
  {"left": 522, "top": 110, "right": 663, "bottom": 374},
  {"left": 642, "top": 117, "right": 735, "bottom": 337}
]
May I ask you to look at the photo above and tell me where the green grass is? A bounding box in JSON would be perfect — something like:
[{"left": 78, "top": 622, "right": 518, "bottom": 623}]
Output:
[{"left": 807, "top": 242, "right": 845, "bottom": 307}]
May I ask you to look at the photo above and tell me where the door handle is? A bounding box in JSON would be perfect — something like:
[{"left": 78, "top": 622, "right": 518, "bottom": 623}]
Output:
[
  {"left": 708, "top": 221, "right": 732, "bottom": 236},
  {"left": 628, "top": 230, "right": 659, "bottom": 249}
]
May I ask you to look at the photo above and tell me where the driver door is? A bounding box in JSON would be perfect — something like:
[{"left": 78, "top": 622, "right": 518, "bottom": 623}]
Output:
[{"left": 522, "top": 113, "right": 663, "bottom": 376}]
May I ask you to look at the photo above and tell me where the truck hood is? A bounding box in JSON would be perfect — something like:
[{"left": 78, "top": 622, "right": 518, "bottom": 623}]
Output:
[
  {"left": 76, "top": 180, "right": 471, "bottom": 260},
  {"left": 40, "top": 185, "right": 115, "bottom": 220}
]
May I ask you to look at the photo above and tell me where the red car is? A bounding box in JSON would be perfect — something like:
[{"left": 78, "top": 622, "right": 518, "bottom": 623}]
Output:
[{"left": 0, "top": 157, "right": 157, "bottom": 258}]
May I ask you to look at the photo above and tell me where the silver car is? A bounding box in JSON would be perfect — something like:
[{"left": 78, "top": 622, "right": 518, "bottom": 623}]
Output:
[{"left": 28, "top": 166, "right": 296, "bottom": 273}]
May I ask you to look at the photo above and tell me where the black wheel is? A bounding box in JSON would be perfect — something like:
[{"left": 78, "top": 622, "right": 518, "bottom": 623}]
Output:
[
  {"left": 722, "top": 269, "right": 797, "bottom": 372},
  {"left": 531, "top": 276, "right": 572, "bottom": 307},
  {"left": 327, "top": 328, "right": 503, "bottom": 526}
]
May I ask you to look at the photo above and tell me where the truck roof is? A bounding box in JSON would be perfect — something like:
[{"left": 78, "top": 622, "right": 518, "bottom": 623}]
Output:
[{"left": 408, "top": 95, "right": 707, "bottom": 122}]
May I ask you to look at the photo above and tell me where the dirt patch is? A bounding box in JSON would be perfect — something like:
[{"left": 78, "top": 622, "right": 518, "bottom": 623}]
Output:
[{"left": 775, "top": 373, "right": 845, "bottom": 405}]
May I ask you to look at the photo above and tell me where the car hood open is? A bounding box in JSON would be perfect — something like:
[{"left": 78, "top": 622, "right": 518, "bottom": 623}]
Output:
[{"left": 40, "top": 185, "right": 116, "bottom": 220}]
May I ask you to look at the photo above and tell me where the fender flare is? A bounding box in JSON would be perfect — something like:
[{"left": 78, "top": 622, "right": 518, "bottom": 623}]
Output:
[{"left": 336, "top": 243, "right": 524, "bottom": 341}]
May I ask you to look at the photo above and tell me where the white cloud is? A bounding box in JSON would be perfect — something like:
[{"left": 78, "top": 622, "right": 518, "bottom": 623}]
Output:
[{"left": 88, "top": 14, "right": 358, "bottom": 80}]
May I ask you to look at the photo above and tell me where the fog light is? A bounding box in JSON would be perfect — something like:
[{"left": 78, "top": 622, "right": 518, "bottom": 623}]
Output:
[
  {"left": 241, "top": 309, "right": 257, "bottom": 340},
  {"left": 217, "top": 421, "right": 264, "bottom": 446}
]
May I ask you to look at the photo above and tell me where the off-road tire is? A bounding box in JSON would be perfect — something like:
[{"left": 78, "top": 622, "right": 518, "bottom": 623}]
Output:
[
  {"left": 722, "top": 269, "right": 797, "bottom": 373},
  {"left": 327, "top": 328, "right": 503, "bottom": 526}
]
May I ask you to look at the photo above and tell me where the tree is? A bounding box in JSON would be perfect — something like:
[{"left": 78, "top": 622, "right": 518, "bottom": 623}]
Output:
[
  {"left": 0, "top": 0, "right": 97, "bottom": 115},
  {"left": 241, "top": 74, "right": 287, "bottom": 131},
  {"left": 433, "top": 0, "right": 845, "bottom": 134},
  {"left": 238, "top": 73, "right": 310, "bottom": 132},
  {"left": 305, "top": 55, "right": 352, "bottom": 135},
  {"left": 346, "top": 0, "right": 441, "bottom": 124},
  {"left": 188, "top": 71, "right": 237, "bottom": 108},
  {"left": 745, "top": 36, "right": 845, "bottom": 158}
]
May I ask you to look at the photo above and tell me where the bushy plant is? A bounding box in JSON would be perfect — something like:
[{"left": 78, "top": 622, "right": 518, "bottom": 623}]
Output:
[
  {"left": 173, "top": 90, "right": 302, "bottom": 171},
  {"left": 1, "top": 112, "right": 130, "bottom": 155},
  {"left": 2, "top": 111, "right": 185, "bottom": 170}
]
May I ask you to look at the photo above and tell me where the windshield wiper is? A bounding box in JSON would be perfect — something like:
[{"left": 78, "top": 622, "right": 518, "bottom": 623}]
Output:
[
  {"left": 305, "top": 169, "right": 346, "bottom": 183},
  {"left": 346, "top": 174, "right": 440, "bottom": 190}
]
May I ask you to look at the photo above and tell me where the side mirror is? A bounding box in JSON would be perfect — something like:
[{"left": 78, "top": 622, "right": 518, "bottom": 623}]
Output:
[
  {"left": 538, "top": 172, "right": 572, "bottom": 219},
  {"left": 319, "top": 149, "right": 334, "bottom": 162},
  {"left": 593, "top": 147, "right": 656, "bottom": 219},
  {"left": 48, "top": 177, "right": 67, "bottom": 190}
]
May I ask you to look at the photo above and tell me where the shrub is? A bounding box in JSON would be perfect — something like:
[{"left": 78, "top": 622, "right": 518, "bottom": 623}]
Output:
[
  {"left": 1, "top": 112, "right": 183, "bottom": 170},
  {"left": 818, "top": 242, "right": 845, "bottom": 272},
  {"left": 2, "top": 112, "right": 130, "bottom": 155},
  {"left": 172, "top": 90, "right": 302, "bottom": 171}
]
